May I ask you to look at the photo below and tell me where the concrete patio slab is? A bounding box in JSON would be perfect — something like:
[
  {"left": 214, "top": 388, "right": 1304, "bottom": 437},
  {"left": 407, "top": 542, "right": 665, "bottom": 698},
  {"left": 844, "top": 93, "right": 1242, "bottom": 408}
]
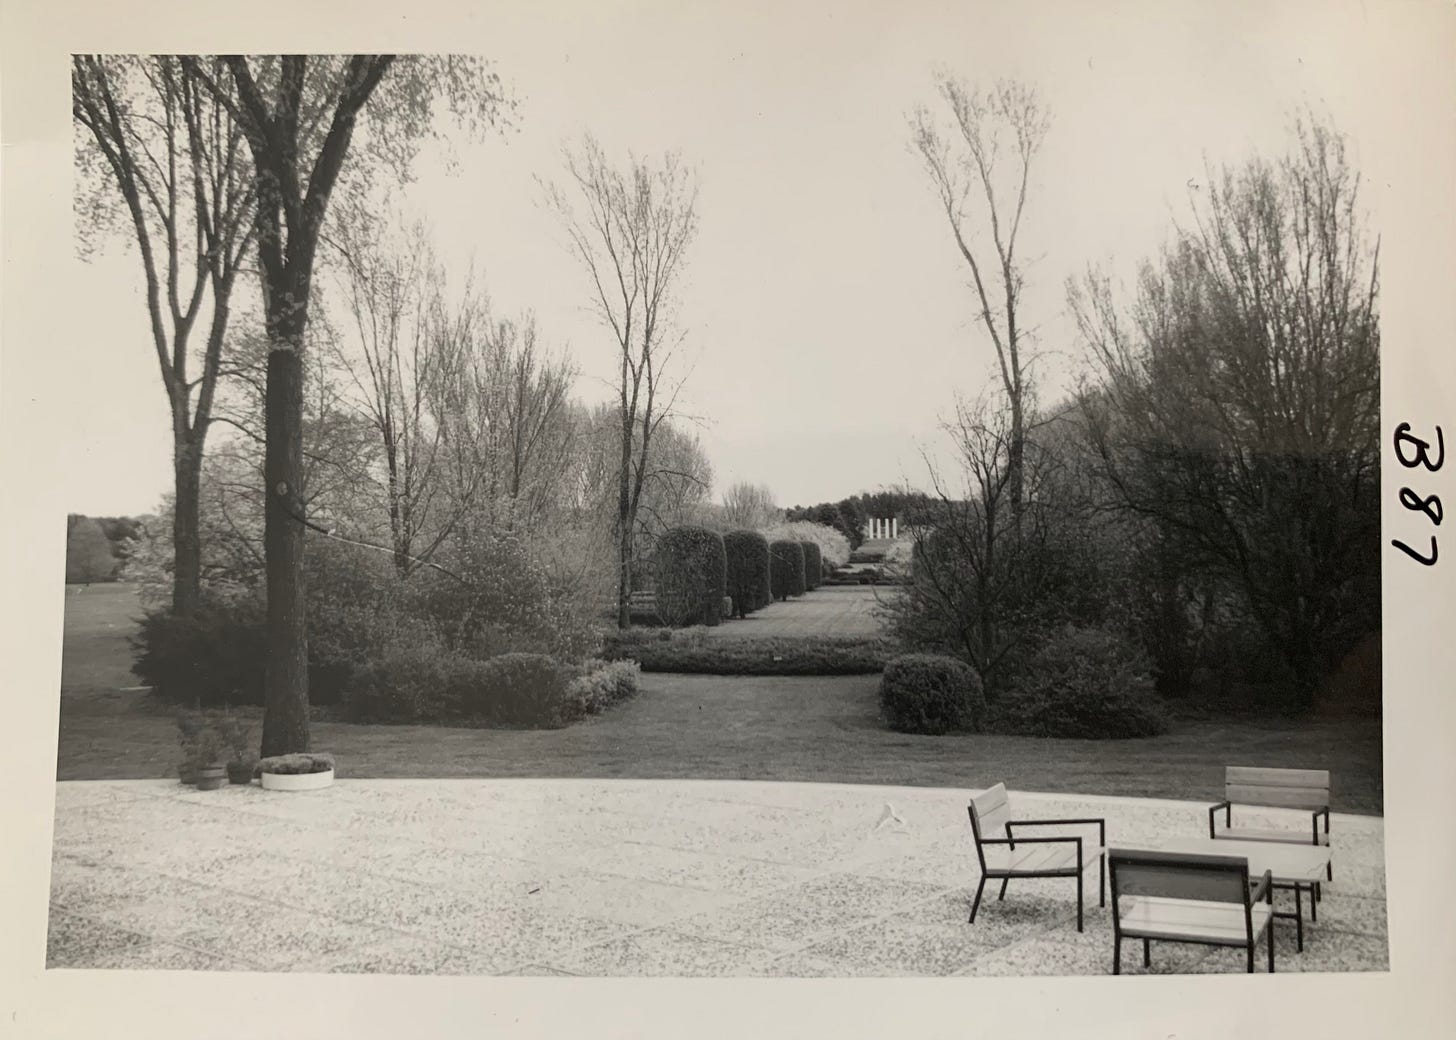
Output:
[{"left": 45, "top": 778, "right": 1388, "bottom": 976}]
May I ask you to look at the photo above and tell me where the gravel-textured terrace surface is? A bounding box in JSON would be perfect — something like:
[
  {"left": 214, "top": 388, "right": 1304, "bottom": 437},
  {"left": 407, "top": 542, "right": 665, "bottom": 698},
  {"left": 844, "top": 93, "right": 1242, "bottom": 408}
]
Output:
[{"left": 47, "top": 778, "right": 1387, "bottom": 976}]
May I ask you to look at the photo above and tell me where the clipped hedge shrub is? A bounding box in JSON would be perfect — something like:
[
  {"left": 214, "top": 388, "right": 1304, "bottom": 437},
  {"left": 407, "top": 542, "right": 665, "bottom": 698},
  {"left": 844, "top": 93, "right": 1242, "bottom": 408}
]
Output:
[
  {"left": 991, "top": 624, "right": 1169, "bottom": 739},
  {"left": 602, "top": 631, "right": 892, "bottom": 675},
  {"left": 654, "top": 526, "right": 728, "bottom": 627},
  {"left": 880, "top": 653, "right": 985, "bottom": 735},
  {"left": 769, "top": 540, "right": 806, "bottom": 601},
  {"left": 723, "top": 529, "right": 773, "bottom": 617},
  {"left": 800, "top": 541, "right": 823, "bottom": 591},
  {"left": 344, "top": 650, "right": 577, "bottom": 728}
]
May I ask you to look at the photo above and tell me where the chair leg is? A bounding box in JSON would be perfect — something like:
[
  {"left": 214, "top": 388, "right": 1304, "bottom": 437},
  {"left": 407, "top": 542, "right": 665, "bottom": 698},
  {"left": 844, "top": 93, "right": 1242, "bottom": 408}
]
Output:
[
  {"left": 1294, "top": 884, "right": 1304, "bottom": 952},
  {"left": 1268, "top": 924, "right": 1276, "bottom": 973},
  {"left": 1309, "top": 883, "right": 1317, "bottom": 924},
  {"left": 1099, "top": 855, "right": 1106, "bottom": 908},
  {"left": 998, "top": 878, "right": 1009, "bottom": 901},
  {"left": 1247, "top": 943, "right": 1255, "bottom": 973},
  {"left": 1143, "top": 938, "right": 1150, "bottom": 968},
  {"left": 1077, "top": 871, "right": 1084, "bottom": 933},
  {"left": 1113, "top": 935, "right": 1121, "bottom": 975},
  {"left": 969, "top": 876, "right": 987, "bottom": 924},
  {"left": 1327, "top": 860, "right": 1333, "bottom": 882}
]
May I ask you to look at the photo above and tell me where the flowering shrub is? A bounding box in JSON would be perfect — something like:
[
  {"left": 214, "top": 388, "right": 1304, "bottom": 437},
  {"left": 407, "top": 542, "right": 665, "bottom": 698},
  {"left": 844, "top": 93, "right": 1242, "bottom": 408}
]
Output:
[
  {"left": 763, "top": 520, "right": 850, "bottom": 569},
  {"left": 257, "top": 752, "right": 335, "bottom": 776},
  {"left": 566, "top": 658, "right": 642, "bottom": 715}
]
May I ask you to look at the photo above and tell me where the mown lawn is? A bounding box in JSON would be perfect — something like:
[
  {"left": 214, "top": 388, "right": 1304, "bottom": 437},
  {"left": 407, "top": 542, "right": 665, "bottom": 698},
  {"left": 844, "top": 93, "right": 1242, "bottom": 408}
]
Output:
[{"left": 55, "top": 585, "right": 1384, "bottom": 813}]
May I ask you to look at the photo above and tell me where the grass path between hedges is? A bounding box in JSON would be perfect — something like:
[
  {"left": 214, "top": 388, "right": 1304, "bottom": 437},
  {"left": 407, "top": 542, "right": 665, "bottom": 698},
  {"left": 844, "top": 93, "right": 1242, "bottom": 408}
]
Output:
[{"left": 55, "top": 584, "right": 1383, "bottom": 813}]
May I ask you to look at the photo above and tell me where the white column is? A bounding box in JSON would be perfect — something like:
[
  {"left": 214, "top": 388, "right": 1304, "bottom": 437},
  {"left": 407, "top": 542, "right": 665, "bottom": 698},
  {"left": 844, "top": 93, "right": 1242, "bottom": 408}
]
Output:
[{"left": 891, "top": 517, "right": 897, "bottom": 539}]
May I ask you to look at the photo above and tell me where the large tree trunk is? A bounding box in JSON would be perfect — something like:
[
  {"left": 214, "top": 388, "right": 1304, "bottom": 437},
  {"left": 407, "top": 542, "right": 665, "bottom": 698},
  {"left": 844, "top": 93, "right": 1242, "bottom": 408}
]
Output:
[
  {"left": 171, "top": 437, "right": 204, "bottom": 616},
  {"left": 260, "top": 330, "right": 310, "bottom": 757}
]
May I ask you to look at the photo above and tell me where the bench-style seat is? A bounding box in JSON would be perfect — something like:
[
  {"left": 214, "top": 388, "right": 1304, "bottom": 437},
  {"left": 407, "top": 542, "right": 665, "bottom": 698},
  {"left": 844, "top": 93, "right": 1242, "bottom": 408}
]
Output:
[
  {"left": 1209, "top": 766, "right": 1333, "bottom": 885},
  {"left": 1110, "top": 849, "right": 1276, "bottom": 974},
  {"left": 967, "top": 783, "right": 1106, "bottom": 932}
]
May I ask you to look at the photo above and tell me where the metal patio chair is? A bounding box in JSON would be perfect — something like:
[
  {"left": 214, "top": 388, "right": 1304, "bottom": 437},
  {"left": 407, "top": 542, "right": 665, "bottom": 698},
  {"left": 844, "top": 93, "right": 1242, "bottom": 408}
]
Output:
[
  {"left": 1109, "top": 847, "right": 1276, "bottom": 974},
  {"left": 966, "top": 783, "right": 1106, "bottom": 932}
]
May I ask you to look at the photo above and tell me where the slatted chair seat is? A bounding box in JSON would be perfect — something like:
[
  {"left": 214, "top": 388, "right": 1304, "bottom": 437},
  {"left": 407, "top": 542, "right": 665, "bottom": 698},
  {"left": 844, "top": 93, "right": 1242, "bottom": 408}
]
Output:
[
  {"left": 966, "top": 783, "right": 1106, "bottom": 932},
  {"left": 1217, "top": 825, "right": 1331, "bottom": 846},
  {"left": 983, "top": 841, "right": 1107, "bottom": 874},
  {"left": 1117, "top": 896, "right": 1275, "bottom": 946},
  {"left": 1109, "top": 849, "right": 1276, "bottom": 974}
]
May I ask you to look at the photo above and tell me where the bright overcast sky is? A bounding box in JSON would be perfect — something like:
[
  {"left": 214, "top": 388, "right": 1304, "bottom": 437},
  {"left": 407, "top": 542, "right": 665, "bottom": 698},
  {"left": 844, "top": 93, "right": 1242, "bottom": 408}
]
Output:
[{"left": 61, "top": 2, "right": 1402, "bottom": 516}]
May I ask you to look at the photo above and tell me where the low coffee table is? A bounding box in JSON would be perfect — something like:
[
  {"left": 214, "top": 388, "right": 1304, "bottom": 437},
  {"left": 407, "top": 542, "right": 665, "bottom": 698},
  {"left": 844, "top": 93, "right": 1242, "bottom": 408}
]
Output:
[{"left": 1144, "top": 836, "right": 1331, "bottom": 951}]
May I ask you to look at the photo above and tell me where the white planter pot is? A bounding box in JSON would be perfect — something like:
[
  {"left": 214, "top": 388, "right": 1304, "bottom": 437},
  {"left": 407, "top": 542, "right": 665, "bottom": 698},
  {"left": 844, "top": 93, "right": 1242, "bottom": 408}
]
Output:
[{"left": 260, "top": 768, "right": 334, "bottom": 792}]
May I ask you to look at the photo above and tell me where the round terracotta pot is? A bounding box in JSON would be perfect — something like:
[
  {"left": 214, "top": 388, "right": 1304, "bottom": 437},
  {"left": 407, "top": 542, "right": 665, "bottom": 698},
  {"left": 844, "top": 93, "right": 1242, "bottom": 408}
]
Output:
[
  {"left": 178, "top": 761, "right": 200, "bottom": 785},
  {"left": 196, "top": 765, "right": 227, "bottom": 791},
  {"left": 226, "top": 760, "right": 256, "bottom": 785}
]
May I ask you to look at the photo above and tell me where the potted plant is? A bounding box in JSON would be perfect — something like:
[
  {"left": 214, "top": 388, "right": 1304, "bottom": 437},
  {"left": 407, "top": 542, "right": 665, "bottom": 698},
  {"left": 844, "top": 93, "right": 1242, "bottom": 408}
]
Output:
[
  {"left": 174, "top": 709, "right": 224, "bottom": 786},
  {"left": 214, "top": 713, "right": 257, "bottom": 785},
  {"left": 257, "top": 752, "right": 336, "bottom": 791}
]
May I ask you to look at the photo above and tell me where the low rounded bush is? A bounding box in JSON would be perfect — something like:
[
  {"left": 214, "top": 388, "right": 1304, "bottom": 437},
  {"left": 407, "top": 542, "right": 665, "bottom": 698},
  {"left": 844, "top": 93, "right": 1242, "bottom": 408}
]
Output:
[
  {"left": 800, "top": 541, "right": 823, "bottom": 591},
  {"left": 723, "top": 529, "right": 772, "bottom": 617},
  {"left": 654, "top": 526, "right": 728, "bottom": 627},
  {"left": 769, "top": 540, "right": 806, "bottom": 600},
  {"left": 566, "top": 658, "right": 642, "bottom": 715},
  {"left": 879, "top": 653, "right": 985, "bottom": 735},
  {"left": 257, "top": 752, "right": 335, "bottom": 776},
  {"left": 991, "top": 624, "right": 1169, "bottom": 739}
]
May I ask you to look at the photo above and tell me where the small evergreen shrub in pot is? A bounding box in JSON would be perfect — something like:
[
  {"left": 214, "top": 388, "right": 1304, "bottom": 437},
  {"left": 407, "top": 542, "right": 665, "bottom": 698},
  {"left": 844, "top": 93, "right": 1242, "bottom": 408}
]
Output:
[
  {"left": 879, "top": 653, "right": 985, "bottom": 735},
  {"left": 257, "top": 752, "right": 336, "bottom": 791},
  {"left": 769, "top": 540, "right": 806, "bottom": 600},
  {"left": 800, "top": 542, "right": 823, "bottom": 590},
  {"left": 723, "top": 529, "right": 772, "bottom": 617},
  {"left": 991, "top": 624, "right": 1169, "bottom": 739},
  {"left": 653, "top": 526, "right": 728, "bottom": 627}
]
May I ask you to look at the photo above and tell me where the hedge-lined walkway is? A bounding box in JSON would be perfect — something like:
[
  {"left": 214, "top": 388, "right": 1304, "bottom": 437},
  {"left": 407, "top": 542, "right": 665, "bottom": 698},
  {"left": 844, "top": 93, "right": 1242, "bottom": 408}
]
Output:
[
  {"left": 708, "top": 585, "right": 888, "bottom": 639},
  {"left": 47, "top": 778, "right": 1388, "bottom": 975}
]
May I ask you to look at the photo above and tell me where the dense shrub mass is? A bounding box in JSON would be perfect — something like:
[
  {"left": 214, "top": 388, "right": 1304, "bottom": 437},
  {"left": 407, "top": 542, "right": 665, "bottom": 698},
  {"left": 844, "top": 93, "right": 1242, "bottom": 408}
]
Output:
[
  {"left": 800, "top": 541, "right": 823, "bottom": 590},
  {"left": 653, "top": 526, "right": 728, "bottom": 627},
  {"left": 762, "top": 521, "right": 851, "bottom": 570},
  {"left": 990, "top": 625, "right": 1169, "bottom": 738},
  {"left": 602, "top": 630, "right": 892, "bottom": 674},
  {"left": 723, "top": 529, "right": 772, "bottom": 617},
  {"left": 132, "top": 597, "right": 268, "bottom": 707},
  {"left": 769, "top": 540, "right": 806, "bottom": 600},
  {"left": 879, "top": 654, "right": 985, "bottom": 735}
]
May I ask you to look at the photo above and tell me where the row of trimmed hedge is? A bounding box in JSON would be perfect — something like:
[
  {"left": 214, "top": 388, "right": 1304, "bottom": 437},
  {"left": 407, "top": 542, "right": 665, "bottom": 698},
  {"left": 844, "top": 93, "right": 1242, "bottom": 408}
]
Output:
[
  {"left": 344, "top": 651, "right": 641, "bottom": 727},
  {"left": 655, "top": 526, "right": 828, "bottom": 624},
  {"left": 603, "top": 630, "right": 894, "bottom": 675}
]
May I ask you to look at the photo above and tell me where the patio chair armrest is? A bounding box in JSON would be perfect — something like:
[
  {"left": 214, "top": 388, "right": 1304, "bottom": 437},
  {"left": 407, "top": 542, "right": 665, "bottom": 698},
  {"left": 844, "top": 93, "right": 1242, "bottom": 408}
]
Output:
[
  {"left": 1208, "top": 800, "right": 1232, "bottom": 837},
  {"left": 976, "top": 836, "right": 1081, "bottom": 847},
  {"left": 1250, "top": 869, "right": 1274, "bottom": 904},
  {"left": 1006, "top": 817, "right": 1106, "bottom": 847}
]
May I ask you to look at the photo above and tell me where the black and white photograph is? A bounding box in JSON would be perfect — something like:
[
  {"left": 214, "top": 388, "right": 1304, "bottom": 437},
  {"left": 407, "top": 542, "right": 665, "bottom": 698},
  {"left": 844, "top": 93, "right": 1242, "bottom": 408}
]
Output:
[{"left": 3, "top": 1, "right": 1454, "bottom": 1036}]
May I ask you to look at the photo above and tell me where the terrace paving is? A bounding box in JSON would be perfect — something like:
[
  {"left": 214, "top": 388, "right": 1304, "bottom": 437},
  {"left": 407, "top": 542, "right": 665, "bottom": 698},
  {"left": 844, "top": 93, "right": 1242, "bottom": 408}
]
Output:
[{"left": 46, "top": 778, "right": 1387, "bottom": 976}]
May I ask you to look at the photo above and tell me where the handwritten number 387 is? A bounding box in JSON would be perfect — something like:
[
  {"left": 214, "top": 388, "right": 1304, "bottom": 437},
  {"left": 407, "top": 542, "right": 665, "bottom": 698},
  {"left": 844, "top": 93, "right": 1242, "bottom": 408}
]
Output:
[{"left": 1393, "top": 422, "right": 1443, "bottom": 566}]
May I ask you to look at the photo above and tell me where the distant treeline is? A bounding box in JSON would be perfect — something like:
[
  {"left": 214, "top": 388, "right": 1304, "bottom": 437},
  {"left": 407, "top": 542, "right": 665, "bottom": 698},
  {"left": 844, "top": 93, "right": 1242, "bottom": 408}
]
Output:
[
  {"left": 65, "top": 514, "right": 146, "bottom": 584},
  {"left": 785, "top": 491, "right": 937, "bottom": 548}
]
